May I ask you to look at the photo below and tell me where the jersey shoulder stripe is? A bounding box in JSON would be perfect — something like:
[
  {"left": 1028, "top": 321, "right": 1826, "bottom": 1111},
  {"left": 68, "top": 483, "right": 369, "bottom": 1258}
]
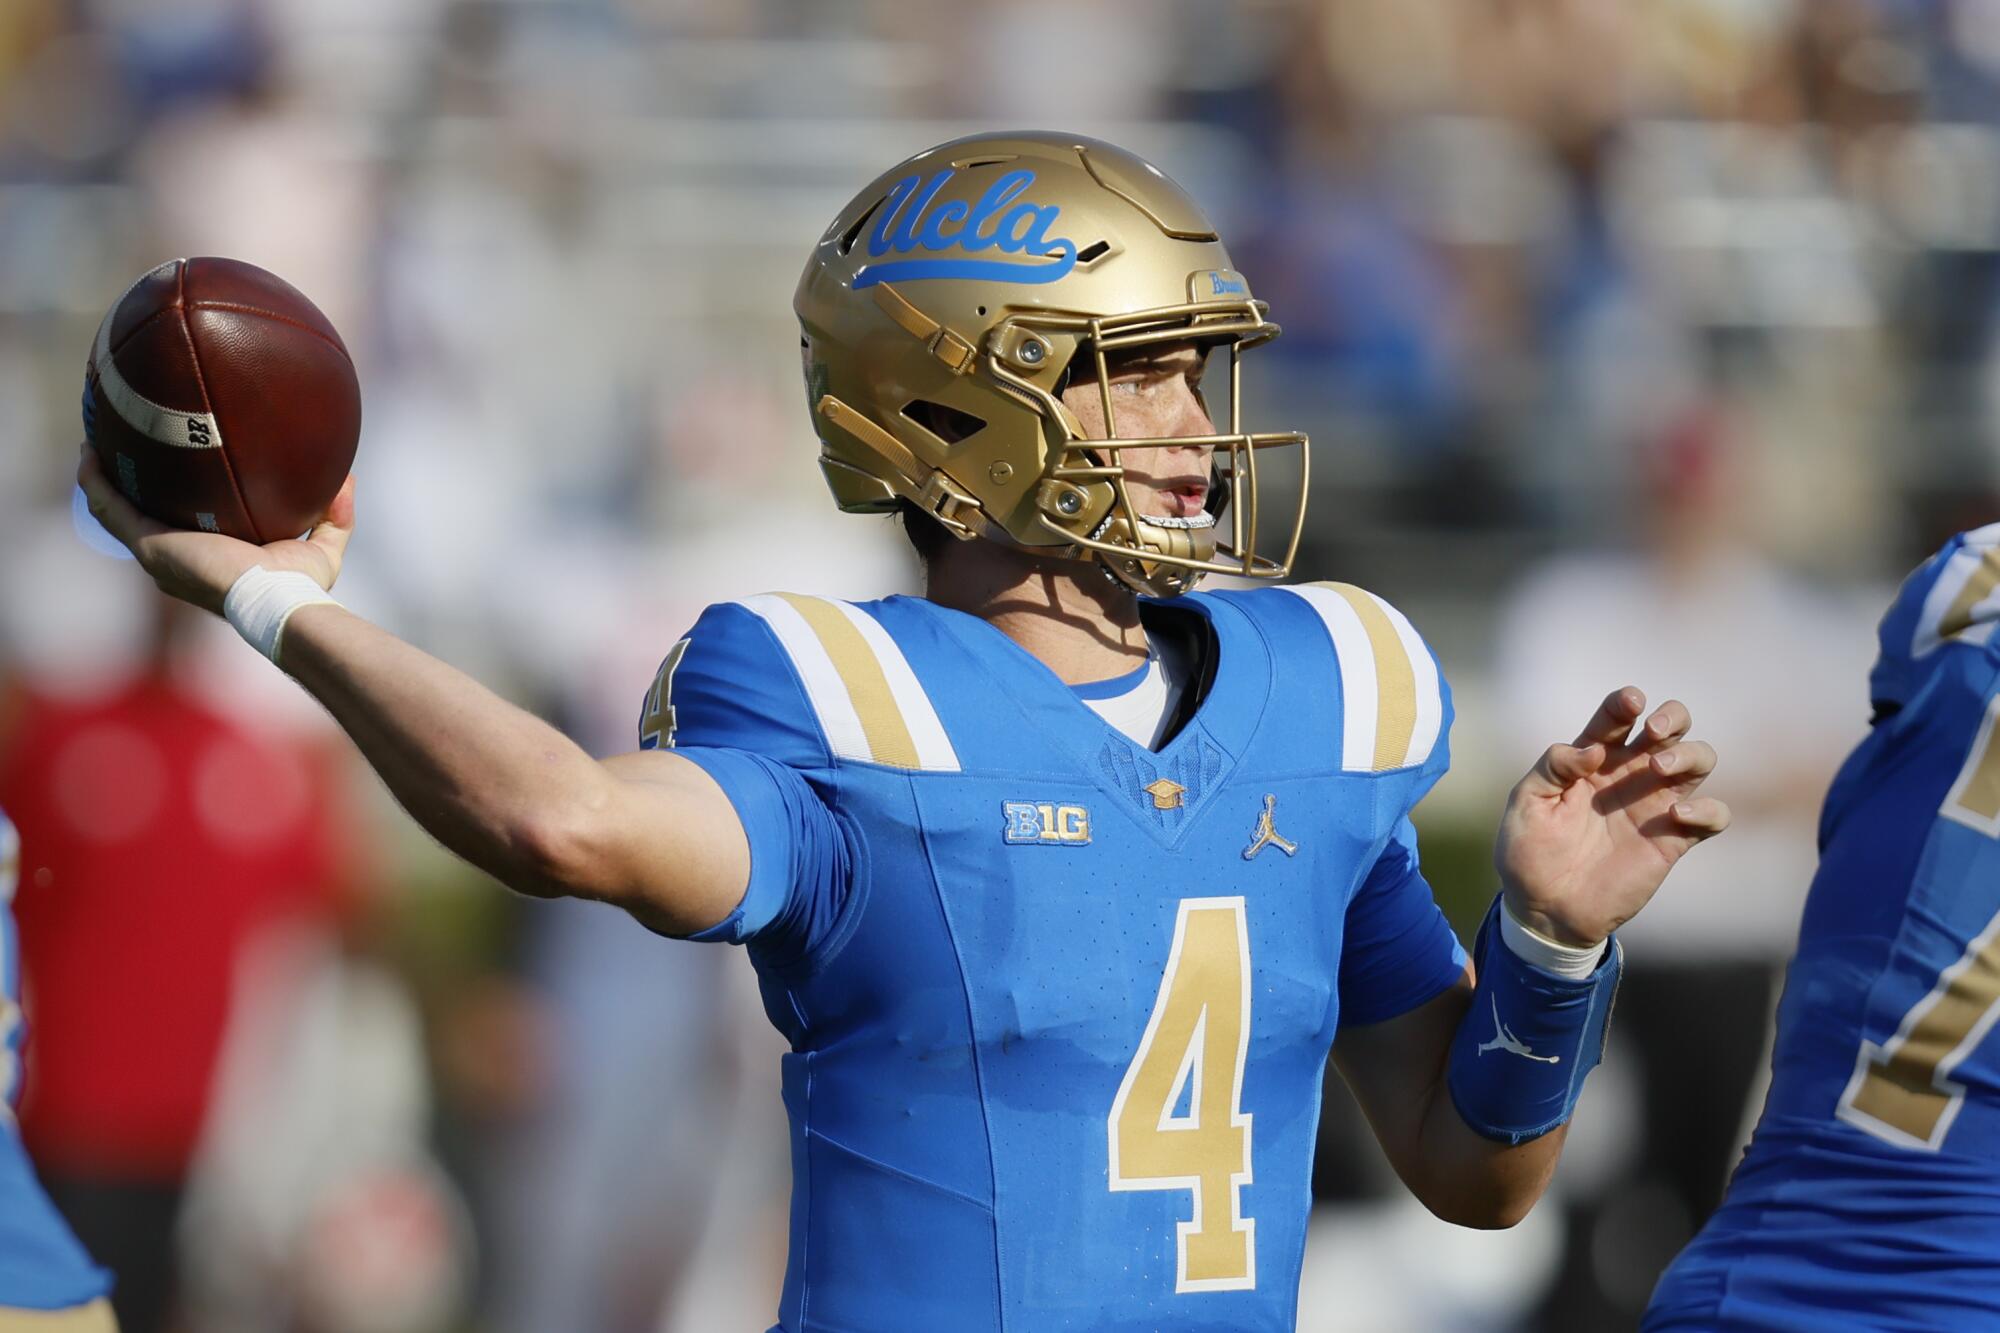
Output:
[
  {"left": 1912, "top": 526, "right": 2000, "bottom": 659},
  {"left": 1274, "top": 582, "right": 1444, "bottom": 772},
  {"left": 1876, "top": 524, "right": 2000, "bottom": 709},
  {"left": 738, "top": 593, "right": 960, "bottom": 772}
]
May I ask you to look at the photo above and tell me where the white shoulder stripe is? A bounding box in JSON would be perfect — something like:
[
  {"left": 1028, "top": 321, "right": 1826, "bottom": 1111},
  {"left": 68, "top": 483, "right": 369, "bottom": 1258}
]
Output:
[
  {"left": 737, "top": 593, "right": 959, "bottom": 772},
  {"left": 1280, "top": 583, "right": 1444, "bottom": 772},
  {"left": 1285, "top": 584, "right": 1379, "bottom": 771}
]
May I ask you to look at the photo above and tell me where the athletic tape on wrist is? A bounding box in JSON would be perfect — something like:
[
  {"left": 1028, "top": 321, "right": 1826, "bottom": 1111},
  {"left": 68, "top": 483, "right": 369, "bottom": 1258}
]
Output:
[
  {"left": 1446, "top": 894, "right": 1622, "bottom": 1146},
  {"left": 1499, "top": 899, "right": 1608, "bottom": 980},
  {"left": 223, "top": 566, "right": 339, "bottom": 666}
]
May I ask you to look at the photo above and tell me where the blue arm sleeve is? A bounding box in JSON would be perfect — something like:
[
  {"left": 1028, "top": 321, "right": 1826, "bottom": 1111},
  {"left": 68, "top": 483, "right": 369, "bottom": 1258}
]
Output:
[
  {"left": 671, "top": 747, "right": 850, "bottom": 959},
  {"left": 1337, "top": 816, "right": 1470, "bottom": 1028}
]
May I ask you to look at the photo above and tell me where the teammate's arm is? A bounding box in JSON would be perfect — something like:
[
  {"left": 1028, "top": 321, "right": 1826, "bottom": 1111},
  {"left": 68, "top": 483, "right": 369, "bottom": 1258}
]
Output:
[{"left": 78, "top": 453, "right": 750, "bottom": 937}]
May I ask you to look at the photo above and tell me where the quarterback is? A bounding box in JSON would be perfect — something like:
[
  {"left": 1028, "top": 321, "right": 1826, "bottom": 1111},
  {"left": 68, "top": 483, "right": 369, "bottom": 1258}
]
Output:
[
  {"left": 1648, "top": 525, "right": 2000, "bottom": 1330},
  {"left": 80, "top": 133, "right": 1727, "bottom": 1330}
]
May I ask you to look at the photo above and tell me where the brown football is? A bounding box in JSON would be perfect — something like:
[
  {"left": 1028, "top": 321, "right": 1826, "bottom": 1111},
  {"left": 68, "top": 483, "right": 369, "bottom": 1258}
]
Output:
[{"left": 84, "top": 257, "right": 360, "bottom": 542}]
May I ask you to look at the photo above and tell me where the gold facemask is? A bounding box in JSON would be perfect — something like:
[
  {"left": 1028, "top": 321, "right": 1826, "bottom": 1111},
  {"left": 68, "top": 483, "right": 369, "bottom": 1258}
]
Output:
[{"left": 794, "top": 131, "right": 1309, "bottom": 597}]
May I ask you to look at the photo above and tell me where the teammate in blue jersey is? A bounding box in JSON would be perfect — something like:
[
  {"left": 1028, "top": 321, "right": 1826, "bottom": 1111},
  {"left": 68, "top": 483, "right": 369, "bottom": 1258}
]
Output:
[
  {"left": 1648, "top": 523, "right": 2000, "bottom": 1332},
  {"left": 79, "top": 132, "right": 1729, "bottom": 1329},
  {"left": 0, "top": 809, "right": 116, "bottom": 1329}
]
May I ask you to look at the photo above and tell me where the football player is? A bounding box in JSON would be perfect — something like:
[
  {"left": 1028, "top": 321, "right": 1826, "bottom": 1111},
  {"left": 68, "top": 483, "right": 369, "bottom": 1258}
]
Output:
[
  {"left": 1647, "top": 525, "right": 2000, "bottom": 1330},
  {"left": 80, "top": 132, "right": 1728, "bottom": 1330},
  {"left": 0, "top": 809, "right": 117, "bottom": 1330}
]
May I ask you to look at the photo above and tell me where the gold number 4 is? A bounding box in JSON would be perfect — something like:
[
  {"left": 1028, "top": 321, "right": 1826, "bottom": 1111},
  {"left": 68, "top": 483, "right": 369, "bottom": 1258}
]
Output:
[
  {"left": 1838, "top": 695, "right": 2000, "bottom": 1150},
  {"left": 1108, "top": 897, "right": 1256, "bottom": 1293},
  {"left": 640, "top": 639, "right": 690, "bottom": 750}
]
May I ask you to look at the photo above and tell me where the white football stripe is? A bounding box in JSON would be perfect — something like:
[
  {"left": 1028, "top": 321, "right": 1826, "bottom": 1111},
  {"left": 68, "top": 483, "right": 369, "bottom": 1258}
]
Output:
[
  {"left": 738, "top": 594, "right": 873, "bottom": 764},
  {"left": 91, "top": 262, "right": 224, "bottom": 452},
  {"left": 833, "top": 600, "right": 960, "bottom": 772}
]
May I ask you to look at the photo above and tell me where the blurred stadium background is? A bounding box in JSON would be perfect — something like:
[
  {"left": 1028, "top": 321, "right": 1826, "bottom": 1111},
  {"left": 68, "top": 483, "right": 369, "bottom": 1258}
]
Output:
[{"left": 1, "top": 0, "right": 1991, "bottom": 1329}]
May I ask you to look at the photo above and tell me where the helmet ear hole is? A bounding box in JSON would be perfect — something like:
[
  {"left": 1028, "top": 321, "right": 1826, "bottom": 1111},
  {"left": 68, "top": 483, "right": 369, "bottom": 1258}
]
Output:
[
  {"left": 902, "top": 399, "right": 986, "bottom": 446},
  {"left": 837, "top": 196, "right": 884, "bottom": 255}
]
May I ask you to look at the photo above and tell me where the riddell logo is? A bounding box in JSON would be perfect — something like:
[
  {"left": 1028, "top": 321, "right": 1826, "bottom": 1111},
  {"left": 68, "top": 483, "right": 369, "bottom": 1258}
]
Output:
[{"left": 854, "top": 169, "right": 1078, "bottom": 289}]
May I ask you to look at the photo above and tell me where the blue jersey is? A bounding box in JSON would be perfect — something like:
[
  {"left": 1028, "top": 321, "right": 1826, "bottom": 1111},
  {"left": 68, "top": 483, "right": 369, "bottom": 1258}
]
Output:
[
  {"left": 1649, "top": 524, "right": 2000, "bottom": 1331},
  {"left": 639, "top": 586, "right": 1468, "bottom": 1332},
  {"left": 0, "top": 810, "right": 111, "bottom": 1310}
]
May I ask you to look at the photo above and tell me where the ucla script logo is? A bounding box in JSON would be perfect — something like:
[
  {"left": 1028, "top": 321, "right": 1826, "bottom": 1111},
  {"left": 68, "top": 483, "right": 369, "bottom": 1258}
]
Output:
[{"left": 854, "top": 169, "right": 1077, "bottom": 289}]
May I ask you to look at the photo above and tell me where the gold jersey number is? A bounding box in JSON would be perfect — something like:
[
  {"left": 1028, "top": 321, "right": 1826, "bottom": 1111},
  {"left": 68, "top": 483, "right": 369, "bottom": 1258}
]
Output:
[
  {"left": 1839, "top": 694, "right": 2000, "bottom": 1150},
  {"left": 639, "top": 639, "right": 690, "bottom": 750},
  {"left": 1108, "top": 896, "right": 1256, "bottom": 1293}
]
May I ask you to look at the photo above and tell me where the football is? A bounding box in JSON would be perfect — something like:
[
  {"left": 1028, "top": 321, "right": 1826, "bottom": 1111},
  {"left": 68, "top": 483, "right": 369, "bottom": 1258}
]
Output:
[{"left": 83, "top": 257, "right": 360, "bottom": 542}]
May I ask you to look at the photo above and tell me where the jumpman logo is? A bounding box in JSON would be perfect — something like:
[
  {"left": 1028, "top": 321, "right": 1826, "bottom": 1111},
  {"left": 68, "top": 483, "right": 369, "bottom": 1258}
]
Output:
[
  {"left": 1242, "top": 795, "right": 1298, "bottom": 860},
  {"left": 1475, "top": 997, "right": 1560, "bottom": 1064}
]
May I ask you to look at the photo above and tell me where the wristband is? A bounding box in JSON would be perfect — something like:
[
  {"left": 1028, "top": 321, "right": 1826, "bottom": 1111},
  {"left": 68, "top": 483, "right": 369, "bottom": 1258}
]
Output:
[
  {"left": 1446, "top": 895, "right": 1622, "bottom": 1145},
  {"left": 223, "top": 566, "right": 339, "bottom": 667},
  {"left": 1499, "top": 899, "right": 1608, "bottom": 979}
]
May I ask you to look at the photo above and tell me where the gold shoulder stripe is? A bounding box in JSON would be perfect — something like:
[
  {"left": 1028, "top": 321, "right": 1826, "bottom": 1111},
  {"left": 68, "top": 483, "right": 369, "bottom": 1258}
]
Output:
[
  {"left": 1940, "top": 547, "right": 2000, "bottom": 641},
  {"left": 773, "top": 593, "right": 923, "bottom": 770},
  {"left": 1324, "top": 583, "right": 1419, "bottom": 771}
]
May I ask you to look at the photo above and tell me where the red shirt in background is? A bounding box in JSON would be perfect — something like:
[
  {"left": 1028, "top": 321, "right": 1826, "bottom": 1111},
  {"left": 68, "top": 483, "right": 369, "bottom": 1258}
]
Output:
[{"left": 0, "top": 676, "right": 350, "bottom": 1180}]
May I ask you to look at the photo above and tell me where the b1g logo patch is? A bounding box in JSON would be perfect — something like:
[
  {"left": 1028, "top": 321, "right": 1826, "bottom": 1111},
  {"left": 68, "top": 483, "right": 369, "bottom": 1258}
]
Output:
[{"left": 1002, "top": 801, "right": 1091, "bottom": 845}]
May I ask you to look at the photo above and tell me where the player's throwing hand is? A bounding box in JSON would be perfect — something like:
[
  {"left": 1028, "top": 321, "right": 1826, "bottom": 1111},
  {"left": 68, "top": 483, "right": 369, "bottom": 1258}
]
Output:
[
  {"left": 1496, "top": 686, "right": 1730, "bottom": 947},
  {"left": 78, "top": 444, "right": 354, "bottom": 616}
]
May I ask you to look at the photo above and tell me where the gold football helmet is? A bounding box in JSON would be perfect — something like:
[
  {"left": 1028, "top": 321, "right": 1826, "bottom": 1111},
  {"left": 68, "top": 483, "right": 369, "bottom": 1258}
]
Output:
[{"left": 794, "top": 131, "right": 1308, "bottom": 597}]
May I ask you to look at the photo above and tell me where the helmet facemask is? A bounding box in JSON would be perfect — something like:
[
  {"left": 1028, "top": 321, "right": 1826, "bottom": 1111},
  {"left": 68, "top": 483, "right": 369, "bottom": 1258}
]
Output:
[{"left": 989, "top": 298, "right": 1309, "bottom": 598}]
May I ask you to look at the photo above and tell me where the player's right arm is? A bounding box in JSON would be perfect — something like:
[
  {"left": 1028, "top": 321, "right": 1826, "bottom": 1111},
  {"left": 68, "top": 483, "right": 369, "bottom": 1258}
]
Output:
[
  {"left": 78, "top": 450, "right": 754, "bottom": 937},
  {"left": 281, "top": 608, "right": 750, "bottom": 934}
]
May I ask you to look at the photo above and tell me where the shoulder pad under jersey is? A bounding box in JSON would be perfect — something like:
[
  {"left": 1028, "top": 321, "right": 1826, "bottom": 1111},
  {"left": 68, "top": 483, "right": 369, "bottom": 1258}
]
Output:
[
  {"left": 637, "top": 594, "right": 960, "bottom": 773},
  {"left": 1251, "top": 581, "right": 1454, "bottom": 777},
  {"left": 1872, "top": 523, "right": 2000, "bottom": 713}
]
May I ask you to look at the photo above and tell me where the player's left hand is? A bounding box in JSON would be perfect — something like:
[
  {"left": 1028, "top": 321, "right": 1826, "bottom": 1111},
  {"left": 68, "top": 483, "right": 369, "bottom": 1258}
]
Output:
[{"left": 1496, "top": 687, "right": 1730, "bottom": 947}]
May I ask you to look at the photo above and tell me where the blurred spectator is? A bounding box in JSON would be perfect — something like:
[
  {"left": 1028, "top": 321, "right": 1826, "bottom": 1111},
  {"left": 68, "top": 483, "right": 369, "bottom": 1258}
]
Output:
[
  {"left": 0, "top": 595, "right": 360, "bottom": 1333},
  {"left": 1492, "top": 398, "right": 1877, "bottom": 1328},
  {"left": 178, "top": 920, "right": 473, "bottom": 1333}
]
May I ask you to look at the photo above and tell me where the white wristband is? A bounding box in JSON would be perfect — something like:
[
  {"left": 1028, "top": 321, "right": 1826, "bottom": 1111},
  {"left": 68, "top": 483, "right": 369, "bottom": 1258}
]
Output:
[
  {"left": 223, "top": 566, "right": 340, "bottom": 666},
  {"left": 1499, "top": 898, "right": 1609, "bottom": 980}
]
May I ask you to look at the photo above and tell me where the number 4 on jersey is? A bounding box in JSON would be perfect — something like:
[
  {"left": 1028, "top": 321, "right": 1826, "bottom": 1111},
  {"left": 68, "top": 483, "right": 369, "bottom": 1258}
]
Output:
[
  {"left": 639, "top": 639, "right": 689, "bottom": 750},
  {"left": 1840, "top": 695, "right": 2000, "bottom": 1150},
  {"left": 1108, "top": 897, "right": 1256, "bottom": 1293}
]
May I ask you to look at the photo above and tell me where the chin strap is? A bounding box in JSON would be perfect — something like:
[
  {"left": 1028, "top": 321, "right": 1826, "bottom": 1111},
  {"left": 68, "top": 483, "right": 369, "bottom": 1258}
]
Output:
[{"left": 1090, "top": 510, "right": 1219, "bottom": 597}]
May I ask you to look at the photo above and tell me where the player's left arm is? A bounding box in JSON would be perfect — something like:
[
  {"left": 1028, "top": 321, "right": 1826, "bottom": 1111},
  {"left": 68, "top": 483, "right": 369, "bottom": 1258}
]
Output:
[
  {"left": 1334, "top": 974, "right": 1565, "bottom": 1228},
  {"left": 1335, "top": 688, "right": 1729, "bottom": 1228}
]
